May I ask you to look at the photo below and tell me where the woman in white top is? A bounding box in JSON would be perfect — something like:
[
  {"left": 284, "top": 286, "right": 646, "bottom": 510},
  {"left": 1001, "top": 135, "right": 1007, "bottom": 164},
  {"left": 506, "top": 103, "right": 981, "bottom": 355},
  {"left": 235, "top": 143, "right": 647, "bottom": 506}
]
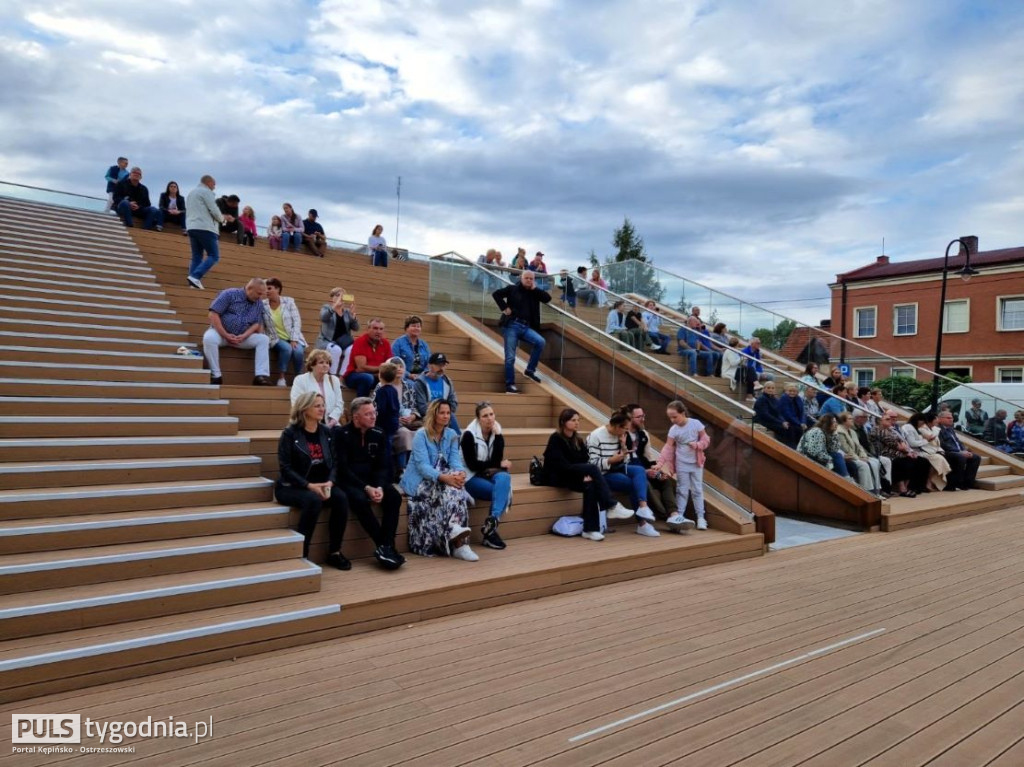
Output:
[
  {"left": 720, "top": 337, "right": 743, "bottom": 391},
  {"left": 262, "top": 277, "right": 308, "bottom": 387},
  {"left": 901, "top": 412, "right": 950, "bottom": 491},
  {"left": 290, "top": 349, "right": 343, "bottom": 427},
  {"left": 369, "top": 224, "right": 389, "bottom": 268}
]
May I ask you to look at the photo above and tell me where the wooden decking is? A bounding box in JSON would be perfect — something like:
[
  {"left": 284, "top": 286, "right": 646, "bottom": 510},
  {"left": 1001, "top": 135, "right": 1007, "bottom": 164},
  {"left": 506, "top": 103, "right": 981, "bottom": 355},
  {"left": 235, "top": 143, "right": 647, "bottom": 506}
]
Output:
[{"left": 4, "top": 505, "right": 1024, "bottom": 765}]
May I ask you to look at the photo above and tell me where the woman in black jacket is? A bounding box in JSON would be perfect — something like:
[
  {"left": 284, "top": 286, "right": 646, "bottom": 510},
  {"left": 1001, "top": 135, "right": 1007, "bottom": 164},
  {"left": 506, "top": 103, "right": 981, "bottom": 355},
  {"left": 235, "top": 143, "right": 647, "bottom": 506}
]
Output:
[
  {"left": 542, "top": 408, "right": 627, "bottom": 541},
  {"left": 158, "top": 181, "right": 186, "bottom": 232},
  {"left": 461, "top": 402, "right": 512, "bottom": 550},
  {"left": 274, "top": 391, "right": 352, "bottom": 569}
]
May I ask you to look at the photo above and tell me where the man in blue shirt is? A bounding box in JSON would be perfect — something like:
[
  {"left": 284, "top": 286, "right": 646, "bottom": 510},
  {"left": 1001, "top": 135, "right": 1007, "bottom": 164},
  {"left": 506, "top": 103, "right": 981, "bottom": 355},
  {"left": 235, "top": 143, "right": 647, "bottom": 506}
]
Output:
[
  {"left": 302, "top": 209, "right": 327, "bottom": 258},
  {"left": 202, "top": 278, "right": 272, "bottom": 385}
]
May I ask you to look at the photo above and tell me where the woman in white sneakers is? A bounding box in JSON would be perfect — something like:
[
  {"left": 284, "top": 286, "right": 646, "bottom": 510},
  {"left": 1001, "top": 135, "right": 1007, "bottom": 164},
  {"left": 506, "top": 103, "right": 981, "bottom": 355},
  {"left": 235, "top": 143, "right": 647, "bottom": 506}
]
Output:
[{"left": 659, "top": 400, "right": 711, "bottom": 530}]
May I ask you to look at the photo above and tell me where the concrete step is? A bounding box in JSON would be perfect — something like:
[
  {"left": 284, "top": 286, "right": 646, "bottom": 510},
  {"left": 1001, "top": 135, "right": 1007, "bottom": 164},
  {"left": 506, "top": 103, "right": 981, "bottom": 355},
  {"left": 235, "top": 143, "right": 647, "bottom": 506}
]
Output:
[
  {"left": 0, "top": 503, "right": 289, "bottom": 555},
  {"left": 0, "top": 415, "right": 238, "bottom": 438},
  {"left": 0, "top": 560, "right": 321, "bottom": 639},
  {"left": 0, "top": 476, "right": 273, "bottom": 521},
  {"left": 0, "top": 454, "right": 262, "bottom": 490},
  {"left": 0, "top": 529, "right": 303, "bottom": 595},
  {"left": 0, "top": 434, "right": 251, "bottom": 463}
]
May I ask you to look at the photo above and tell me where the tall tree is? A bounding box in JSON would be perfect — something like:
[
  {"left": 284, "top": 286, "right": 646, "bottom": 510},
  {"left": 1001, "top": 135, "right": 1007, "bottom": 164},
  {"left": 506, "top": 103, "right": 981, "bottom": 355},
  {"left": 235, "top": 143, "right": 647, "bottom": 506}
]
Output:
[
  {"left": 612, "top": 217, "right": 647, "bottom": 262},
  {"left": 605, "top": 217, "right": 664, "bottom": 302}
]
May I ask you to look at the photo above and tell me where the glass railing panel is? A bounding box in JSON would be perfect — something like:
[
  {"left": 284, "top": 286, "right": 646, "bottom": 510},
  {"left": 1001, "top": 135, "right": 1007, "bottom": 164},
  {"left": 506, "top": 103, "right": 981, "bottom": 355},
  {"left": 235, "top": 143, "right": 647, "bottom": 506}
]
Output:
[{"left": 0, "top": 182, "right": 107, "bottom": 213}]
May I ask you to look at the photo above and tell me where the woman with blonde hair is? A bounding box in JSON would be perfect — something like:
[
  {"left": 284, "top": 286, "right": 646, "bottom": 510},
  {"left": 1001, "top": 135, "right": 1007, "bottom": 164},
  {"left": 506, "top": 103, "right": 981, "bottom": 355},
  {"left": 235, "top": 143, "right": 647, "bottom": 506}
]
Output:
[
  {"left": 315, "top": 286, "right": 359, "bottom": 376},
  {"left": 290, "top": 348, "right": 343, "bottom": 426},
  {"left": 400, "top": 399, "right": 477, "bottom": 561},
  {"left": 274, "top": 392, "right": 351, "bottom": 568}
]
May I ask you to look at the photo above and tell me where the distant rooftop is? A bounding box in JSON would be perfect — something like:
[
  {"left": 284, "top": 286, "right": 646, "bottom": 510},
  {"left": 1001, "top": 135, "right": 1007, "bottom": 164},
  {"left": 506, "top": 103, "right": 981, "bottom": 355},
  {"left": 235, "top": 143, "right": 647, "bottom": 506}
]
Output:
[{"left": 834, "top": 242, "right": 1024, "bottom": 285}]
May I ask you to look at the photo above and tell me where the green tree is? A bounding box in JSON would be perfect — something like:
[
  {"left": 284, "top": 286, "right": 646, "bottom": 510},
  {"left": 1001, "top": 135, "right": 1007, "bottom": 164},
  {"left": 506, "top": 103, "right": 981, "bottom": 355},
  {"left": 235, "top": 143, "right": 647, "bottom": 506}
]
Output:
[
  {"left": 748, "top": 319, "right": 797, "bottom": 351},
  {"left": 588, "top": 248, "right": 599, "bottom": 268},
  {"left": 604, "top": 217, "right": 665, "bottom": 303},
  {"left": 612, "top": 217, "right": 647, "bottom": 262},
  {"left": 871, "top": 372, "right": 970, "bottom": 412}
]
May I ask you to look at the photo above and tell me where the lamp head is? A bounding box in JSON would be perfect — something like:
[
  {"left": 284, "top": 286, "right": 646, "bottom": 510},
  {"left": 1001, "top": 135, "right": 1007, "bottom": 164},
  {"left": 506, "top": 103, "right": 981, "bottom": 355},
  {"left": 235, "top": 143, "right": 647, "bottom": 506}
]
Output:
[{"left": 957, "top": 265, "right": 979, "bottom": 284}]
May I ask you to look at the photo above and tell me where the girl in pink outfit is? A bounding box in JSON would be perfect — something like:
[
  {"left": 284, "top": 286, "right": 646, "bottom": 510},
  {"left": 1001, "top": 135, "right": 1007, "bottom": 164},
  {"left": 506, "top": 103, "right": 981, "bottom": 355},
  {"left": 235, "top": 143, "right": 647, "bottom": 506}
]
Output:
[
  {"left": 239, "top": 206, "right": 257, "bottom": 247},
  {"left": 659, "top": 400, "right": 711, "bottom": 529},
  {"left": 268, "top": 215, "right": 283, "bottom": 251}
]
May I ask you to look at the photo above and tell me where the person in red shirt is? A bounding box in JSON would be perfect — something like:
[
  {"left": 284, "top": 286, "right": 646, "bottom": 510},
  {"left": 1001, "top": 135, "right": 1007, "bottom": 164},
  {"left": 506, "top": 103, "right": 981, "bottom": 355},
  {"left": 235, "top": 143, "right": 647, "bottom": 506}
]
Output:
[{"left": 344, "top": 318, "right": 393, "bottom": 397}]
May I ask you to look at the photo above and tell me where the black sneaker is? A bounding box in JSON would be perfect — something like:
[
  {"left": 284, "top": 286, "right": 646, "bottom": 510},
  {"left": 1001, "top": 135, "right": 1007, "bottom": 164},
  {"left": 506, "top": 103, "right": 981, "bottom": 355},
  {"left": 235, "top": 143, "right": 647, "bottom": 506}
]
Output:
[
  {"left": 524, "top": 370, "right": 542, "bottom": 383},
  {"left": 505, "top": 384, "right": 520, "bottom": 394},
  {"left": 210, "top": 375, "right": 223, "bottom": 385},
  {"left": 325, "top": 552, "right": 352, "bottom": 571},
  {"left": 482, "top": 517, "right": 507, "bottom": 550},
  {"left": 373, "top": 544, "right": 404, "bottom": 570}
]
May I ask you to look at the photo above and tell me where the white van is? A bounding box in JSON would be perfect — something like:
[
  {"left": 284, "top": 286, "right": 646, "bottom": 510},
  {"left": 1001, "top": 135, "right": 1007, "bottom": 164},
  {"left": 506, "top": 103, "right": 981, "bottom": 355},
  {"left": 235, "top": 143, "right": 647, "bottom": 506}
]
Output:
[{"left": 937, "top": 383, "right": 1024, "bottom": 431}]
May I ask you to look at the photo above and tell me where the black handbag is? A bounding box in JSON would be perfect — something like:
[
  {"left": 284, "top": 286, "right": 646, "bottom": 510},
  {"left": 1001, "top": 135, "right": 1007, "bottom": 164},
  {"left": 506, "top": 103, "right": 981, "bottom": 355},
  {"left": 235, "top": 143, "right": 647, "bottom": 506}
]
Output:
[{"left": 529, "top": 455, "right": 545, "bottom": 486}]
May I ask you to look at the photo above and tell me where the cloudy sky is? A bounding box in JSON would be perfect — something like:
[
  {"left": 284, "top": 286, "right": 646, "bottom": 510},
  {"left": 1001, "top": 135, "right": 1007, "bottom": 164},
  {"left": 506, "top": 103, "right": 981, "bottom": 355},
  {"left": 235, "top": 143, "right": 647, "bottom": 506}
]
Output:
[{"left": 2, "top": 0, "right": 1023, "bottom": 324}]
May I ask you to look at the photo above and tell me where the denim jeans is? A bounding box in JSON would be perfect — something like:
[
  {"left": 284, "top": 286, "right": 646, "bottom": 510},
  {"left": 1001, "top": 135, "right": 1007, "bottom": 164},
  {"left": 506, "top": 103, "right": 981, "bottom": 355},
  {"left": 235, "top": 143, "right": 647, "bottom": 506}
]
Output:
[
  {"left": 282, "top": 231, "right": 303, "bottom": 250},
  {"left": 602, "top": 464, "right": 648, "bottom": 508},
  {"left": 344, "top": 371, "right": 376, "bottom": 398},
  {"left": 117, "top": 200, "right": 163, "bottom": 230},
  {"left": 372, "top": 247, "right": 389, "bottom": 267},
  {"left": 273, "top": 340, "right": 306, "bottom": 375},
  {"left": 466, "top": 471, "right": 512, "bottom": 518},
  {"left": 188, "top": 229, "right": 220, "bottom": 280},
  {"left": 830, "top": 451, "right": 851, "bottom": 477},
  {"left": 502, "top": 320, "right": 545, "bottom": 386}
]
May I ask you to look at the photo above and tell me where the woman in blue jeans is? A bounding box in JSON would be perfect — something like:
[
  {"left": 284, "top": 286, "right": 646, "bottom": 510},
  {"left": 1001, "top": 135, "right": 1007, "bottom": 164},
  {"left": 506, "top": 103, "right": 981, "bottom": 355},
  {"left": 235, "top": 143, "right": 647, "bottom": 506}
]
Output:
[{"left": 461, "top": 402, "right": 512, "bottom": 550}]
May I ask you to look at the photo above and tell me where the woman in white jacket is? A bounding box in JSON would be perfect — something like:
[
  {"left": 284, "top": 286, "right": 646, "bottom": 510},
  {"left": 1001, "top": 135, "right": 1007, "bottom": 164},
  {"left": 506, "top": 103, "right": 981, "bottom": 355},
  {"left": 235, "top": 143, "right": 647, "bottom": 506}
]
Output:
[
  {"left": 290, "top": 349, "right": 344, "bottom": 427},
  {"left": 901, "top": 412, "right": 950, "bottom": 491},
  {"left": 720, "top": 337, "right": 743, "bottom": 390}
]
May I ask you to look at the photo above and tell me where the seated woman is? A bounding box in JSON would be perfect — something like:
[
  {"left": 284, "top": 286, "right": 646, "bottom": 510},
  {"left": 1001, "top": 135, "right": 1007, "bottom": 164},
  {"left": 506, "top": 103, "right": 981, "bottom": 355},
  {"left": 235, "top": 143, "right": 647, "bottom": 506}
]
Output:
[
  {"left": 263, "top": 277, "right": 307, "bottom": 387},
  {"left": 901, "top": 412, "right": 950, "bottom": 491},
  {"left": 461, "top": 402, "right": 513, "bottom": 550},
  {"left": 870, "top": 413, "right": 930, "bottom": 497},
  {"left": 720, "top": 337, "right": 743, "bottom": 390},
  {"left": 818, "top": 384, "right": 849, "bottom": 416},
  {"left": 274, "top": 392, "right": 351, "bottom": 568},
  {"left": 591, "top": 268, "right": 608, "bottom": 307},
  {"left": 802, "top": 384, "right": 821, "bottom": 424},
  {"left": 753, "top": 381, "right": 791, "bottom": 444},
  {"left": 280, "top": 202, "right": 304, "bottom": 251},
  {"left": 158, "top": 181, "right": 186, "bottom": 232},
  {"left": 777, "top": 382, "right": 808, "bottom": 447},
  {"left": 835, "top": 411, "right": 884, "bottom": 496},
  {"left": 707, "top": 322, "right": 730, "bottom": 375},
  {"left": 315, "top": 287, "right": 359, "bottom": 376},
  {"left": 291, "top": 349, "right": 343, "bottom": 427},
  {"left": 797, "top": 413, "right": 852, "bottom": 480},
  {"left": 1010, "top": 410, "right": 1024, "bottom": 452},
  {"left": 400, "top": 399, "right": 477, "bottom": 561},
  {"left": 606, "top": 301, "right": 646, "bottom": 350},
  {"left": 799, "top": 362, "right": 820, "bottom": 393},
  {"left": 543, "top": 408, "right": 631, "bottom": 541},
  {"left": 373, "top": 357, "right": 421, "bottom": 475}
]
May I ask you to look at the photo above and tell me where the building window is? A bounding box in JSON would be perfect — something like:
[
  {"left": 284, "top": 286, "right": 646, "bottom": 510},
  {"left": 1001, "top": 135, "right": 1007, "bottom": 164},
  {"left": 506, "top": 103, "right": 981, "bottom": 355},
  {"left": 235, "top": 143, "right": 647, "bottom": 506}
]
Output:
[
  {"left": 942, "top": 299, "right": 970, "bottom": 334},
  {"left": 998, "top": 296, "right": 1024, "bottom": 331},
  {"left": 890, "top": 367, "right": 915, "bottom": 379},
  {"left": 997, "top": 367, "right": 1023, "bottom": 383},
  {"left": 854, "top": 306, "right": 876, "bottom": 338},
  {"left": 854, "top": 369, "right": 875, "bottom": 388},
  {"left": 893, "top": 304, "right": 917, "bottom": 336}
]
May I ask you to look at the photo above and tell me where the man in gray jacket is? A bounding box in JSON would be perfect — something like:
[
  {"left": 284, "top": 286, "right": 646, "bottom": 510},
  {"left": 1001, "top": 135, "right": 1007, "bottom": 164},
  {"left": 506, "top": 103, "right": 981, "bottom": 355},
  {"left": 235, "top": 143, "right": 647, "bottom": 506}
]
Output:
[
  {"left": 413, "top": 352, "right": 460, "bottom": 432},
  {"left": 185, "top": 175, "right": 233, "bottom": 290}
]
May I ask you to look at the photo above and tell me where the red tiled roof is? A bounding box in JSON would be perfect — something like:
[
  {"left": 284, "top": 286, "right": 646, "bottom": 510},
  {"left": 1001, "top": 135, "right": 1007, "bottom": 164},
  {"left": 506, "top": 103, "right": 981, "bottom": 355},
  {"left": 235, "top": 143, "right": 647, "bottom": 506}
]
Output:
[{"left": 836, "top": 246, "right": 1024, "bottom": 284}]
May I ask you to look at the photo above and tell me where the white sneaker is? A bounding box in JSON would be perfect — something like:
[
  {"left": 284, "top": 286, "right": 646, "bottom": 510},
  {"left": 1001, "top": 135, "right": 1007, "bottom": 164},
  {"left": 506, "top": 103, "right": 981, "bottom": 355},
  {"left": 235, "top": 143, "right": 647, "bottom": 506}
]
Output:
[
  {"left": 606, "top": 503, "right": 634, "bottom": 520},
  {"left": 581, "top": 530, "right": 605, "bottom": 541},
  {"left": 636, "top": 521, "right": 661, "bottom": 537},
  {"left": 667, "top": 513, "right": 696, "bottom": 533},
  {"left": 187, "top": 275, "right": 204, "bottom": 290},
  {"left": 276, "top": 377, "right": 287, "bottom": 387},
  {"left": 696, "top": 517, "right": 709, "bottom": 530},
  {"left": 635, "top": 507, "right": 656, "bottom": 522},
  {"left": 448, "top": 523, "right": 471, "bottom": 541},
  {"left": 452, "top": 544, "right": 479, "bottom": 562}
]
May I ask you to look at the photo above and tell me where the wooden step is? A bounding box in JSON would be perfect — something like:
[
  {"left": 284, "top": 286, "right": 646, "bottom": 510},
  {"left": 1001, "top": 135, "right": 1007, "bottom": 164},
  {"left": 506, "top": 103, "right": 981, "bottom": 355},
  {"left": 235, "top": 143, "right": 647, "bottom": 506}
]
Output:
[
  {"left": 0, "top": 560, "right": 321, "bottom": 639},
  {"left": 0, "top": 331, "right": 196, "bottom": 354},
  {"left": 0, "top": 345, "right": 203, "bottom": 370},
  {"left": 0, "top": 503, "right": 289, "bottom": 554},
  {"left": 0, "top": 476, "right": 273, "bottom": 520},
  {"left": 0, "top": 247, "right": 152, "bottom": 275},
  {"left": 0, "top": 316, "right": 189, "bottom": 342},
  {"left": 0, "top": 305, "right": 182, "bottom": 331},
  {"left": 881, "top": 488, "right": 1024, "bottom": 531},
  {"left": 4, "top": 295, "right": 174, "bottom": 321},
  {"left": 976, "top": 464, "right": 1010, "bottom": 478},
  {"left": 0, "top": 415, "right": 238, "bottom": 438},
  {"left": 0, "top": 454, "right": 262, "bottom": 490},
  {"left": 0, "top": 529, "right": 303, "bottom": 595},
  {"left": 973, "top": 474, "right": 1024, "bottom": 491},
  {"left": 0, "top": 434, "right": 250, "bottom": 462},
  {"left": 0, "top": 197, "right": 129, "bottom": 227},
  {"left": 4, "top": 271, "right": 166, "bottom": 299},
  {"left": 0, "top": 360, "right": 209, "bottom": 385},
  {"left": 0, "top": 395, "right": 227, "bottom": 418},
  {"left": 0, "top": 264, "right": 159, "bottom": 290}
]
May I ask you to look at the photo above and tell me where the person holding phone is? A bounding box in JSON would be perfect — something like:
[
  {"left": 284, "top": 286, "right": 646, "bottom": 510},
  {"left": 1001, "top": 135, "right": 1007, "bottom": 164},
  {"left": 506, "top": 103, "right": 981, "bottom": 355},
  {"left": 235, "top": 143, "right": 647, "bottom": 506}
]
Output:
[
  {"left": 461, "top": 402, "right": 513, "bottom": 550},
  {"left": 315, "top": 286, "right": 359, "bottom": 376},
  {"left": 586, "top": 411, "right": 660, "bottom": 537}
]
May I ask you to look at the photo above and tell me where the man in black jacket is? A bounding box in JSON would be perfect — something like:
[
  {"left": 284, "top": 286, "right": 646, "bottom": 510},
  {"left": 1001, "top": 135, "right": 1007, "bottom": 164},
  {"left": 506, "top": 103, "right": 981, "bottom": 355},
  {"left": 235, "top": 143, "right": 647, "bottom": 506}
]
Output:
[
  {"left": 216, "top": 194, "right": 243, "bottom": 243},
  {"left": 114, "top": 166, "right": 163, "bottom": 230},
  {"left": 331, "top": 397, "right": 404, "bottom": 569},
  {"left": 492, "top": 270, "right": 551, "bottom": 393},
  {"left": 938, "top": 410, "right": 981, "bottom": 490}
]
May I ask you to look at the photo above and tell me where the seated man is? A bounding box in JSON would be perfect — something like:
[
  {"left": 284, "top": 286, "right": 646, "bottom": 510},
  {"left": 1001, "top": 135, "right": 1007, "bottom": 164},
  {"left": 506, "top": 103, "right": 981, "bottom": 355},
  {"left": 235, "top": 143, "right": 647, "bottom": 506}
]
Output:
[
  {"left": 606, "top": 301, "right": 645, "bottom": 350},
  {"left": 114, "top": 167, "right": 163, "bottom": 230},
  {"left": 202, "top": 278, "right": 272, "bottom": 385},
  {"left": 641, "top": 300, "right": 671, "bottom": 354},
  {"left": 675, "top": 326, "right": 710, "bottom": 375},
  {"left": 302, "top": 209, "right": 327, "bottom": 258},
  {"left": 982, "top": 410, "right": 1013, "bottom": 453},
  {"left": 215, "top": 194, "right": 243, "bottom": 243},
  {"left": 574, "top": 266, "right": 599, "bottom": 307},
  {"left": 343, "top": 318, "right": 393, "bottom": 397},
  {"left": 587, "top": 412, "right": 660, "bottom": 537},
  {"left": 964, "top": 398, "right": 988, "bottom": 437},
  {"left": 686, "top": 316, "right": 721, "bottom": 374},
  {"left": 332, "top": 397, "right": 404, "bottom": 569},
  {"left": 390, "top": 314, "right": 431, "bottom": 381},
  {"left": 413, "top": 352, "right": 460, "bottom": 432},
  {"left": 938, "top": 410, "right": 981, "bottom": 490},
  {"left": 738, "top": 336, "right": 774, "bottom": 396}
]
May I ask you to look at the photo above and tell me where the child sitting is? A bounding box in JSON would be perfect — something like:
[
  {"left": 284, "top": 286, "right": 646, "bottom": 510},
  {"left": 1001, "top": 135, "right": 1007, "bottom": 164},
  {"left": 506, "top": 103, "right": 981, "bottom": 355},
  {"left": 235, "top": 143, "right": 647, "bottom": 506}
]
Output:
[
  {"left": 239, "top": 206, "right": 257, "bottom": 247},
  {"left": 267, "top": 215, "right": 283, "bottom": 251}
]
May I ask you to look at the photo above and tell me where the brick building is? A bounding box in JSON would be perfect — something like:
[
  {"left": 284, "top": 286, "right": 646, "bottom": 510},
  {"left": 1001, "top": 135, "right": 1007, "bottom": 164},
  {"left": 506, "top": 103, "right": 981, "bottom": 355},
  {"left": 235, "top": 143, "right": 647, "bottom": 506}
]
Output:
[{"left": 829, "top": 239, "right": 1024, "bottom": 388}]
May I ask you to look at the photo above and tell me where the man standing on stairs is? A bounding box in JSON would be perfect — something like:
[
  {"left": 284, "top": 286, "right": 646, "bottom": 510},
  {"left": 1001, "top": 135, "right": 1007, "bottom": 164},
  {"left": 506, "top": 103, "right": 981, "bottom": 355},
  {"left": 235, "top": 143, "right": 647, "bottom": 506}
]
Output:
[
  {"left": 492, "top": 270, "right": 551, "bottom": 394},
  {"left": 185, "top": 175, "right": 232, "bottom": 290},
  {"left": 203, "top": 278, "right": 273, "bottom": 386}
]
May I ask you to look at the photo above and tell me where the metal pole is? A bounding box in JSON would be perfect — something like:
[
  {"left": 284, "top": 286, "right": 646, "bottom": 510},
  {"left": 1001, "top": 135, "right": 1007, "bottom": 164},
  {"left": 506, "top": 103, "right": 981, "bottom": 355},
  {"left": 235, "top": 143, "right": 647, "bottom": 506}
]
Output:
[{"left": 933, "top": 238, "right": 972, "bottom": 410}]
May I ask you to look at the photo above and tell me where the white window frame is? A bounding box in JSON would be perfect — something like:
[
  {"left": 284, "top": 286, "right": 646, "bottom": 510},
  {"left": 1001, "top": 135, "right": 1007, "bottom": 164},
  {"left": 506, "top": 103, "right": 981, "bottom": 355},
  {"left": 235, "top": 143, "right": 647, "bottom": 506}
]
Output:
[
  {"left": 996, "top": 366, "right": 1023, "bottom": 384},
  {"left": 942, "top": 298, "right": 970, "bottom": 334},
  {"left": 997, "top": 294, "right": 1024, "bottom": 332},
  {"left": 854, "top": 306, "right": 877, "bottom": 338},
  {"left": 890, "top": 367, "right": 916, "bottom": 379},
  {"left": 853, "top": 368, "right": 876, "bottom": 388},
  {"left": 892, "top": 303, "right": 918, "bottom": 337}
]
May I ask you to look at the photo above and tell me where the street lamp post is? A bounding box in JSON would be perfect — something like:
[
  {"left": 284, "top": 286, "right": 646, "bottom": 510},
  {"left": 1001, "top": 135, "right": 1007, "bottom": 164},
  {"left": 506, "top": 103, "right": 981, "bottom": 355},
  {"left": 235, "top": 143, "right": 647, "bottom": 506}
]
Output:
[{"left": 933, "top": 238, "right": 979, "bottom": 410}]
